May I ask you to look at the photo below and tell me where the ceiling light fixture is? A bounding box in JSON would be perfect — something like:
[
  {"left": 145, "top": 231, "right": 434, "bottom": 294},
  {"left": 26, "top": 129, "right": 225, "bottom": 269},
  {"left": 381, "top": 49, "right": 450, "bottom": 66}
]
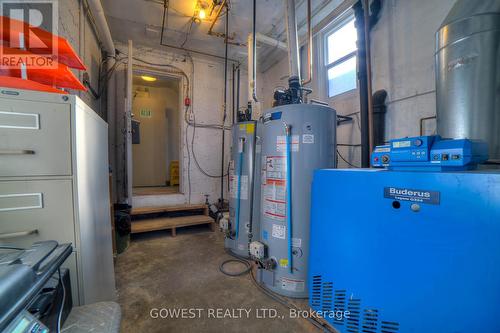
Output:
[
  {"left": 198, "top": 8, "right": 206, "bottom": 19},
  {"left": 141, "top": 75, "right": 157, "bottom": 82}
]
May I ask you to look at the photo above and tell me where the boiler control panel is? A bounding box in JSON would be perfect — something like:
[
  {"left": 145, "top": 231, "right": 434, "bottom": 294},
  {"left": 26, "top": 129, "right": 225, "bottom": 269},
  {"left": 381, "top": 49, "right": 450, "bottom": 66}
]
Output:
[{"left": 371, "top": 135, "right": 489, "bottom": 171}]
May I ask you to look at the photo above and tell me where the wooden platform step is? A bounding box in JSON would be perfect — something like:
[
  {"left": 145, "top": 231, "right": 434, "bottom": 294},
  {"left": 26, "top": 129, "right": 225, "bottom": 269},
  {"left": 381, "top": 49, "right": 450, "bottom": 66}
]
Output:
[
  {"left": 131, "top": 215, "right": 215, "bottom": 237},
  {"left": 131, "top": 203, "right": 207, "bottom": 216}
]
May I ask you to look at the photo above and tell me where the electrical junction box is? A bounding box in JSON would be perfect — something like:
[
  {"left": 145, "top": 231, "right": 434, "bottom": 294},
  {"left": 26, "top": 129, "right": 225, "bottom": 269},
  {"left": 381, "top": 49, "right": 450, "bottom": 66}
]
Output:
[
  {"left": 219, "top": 218, "right": 229, "bottom": 232},
  {"left": 308, "top": 165, "right": 500, "bottom": 332},
  {"left": 249, "top": 241, "right": 265, "bottom": 260},
  {"left": 371, "top": 135, "right": 488, "bottom": 171}
]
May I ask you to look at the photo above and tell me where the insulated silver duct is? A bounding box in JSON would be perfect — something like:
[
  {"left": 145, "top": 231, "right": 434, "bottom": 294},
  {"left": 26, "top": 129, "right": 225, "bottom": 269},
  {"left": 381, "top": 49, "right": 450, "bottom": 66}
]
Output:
[
  {"left": 435, "top": 0, "right": 500, "bottom": 158},
  {"left": 285, "top": 0, "right": 300, "bottom": 80}
]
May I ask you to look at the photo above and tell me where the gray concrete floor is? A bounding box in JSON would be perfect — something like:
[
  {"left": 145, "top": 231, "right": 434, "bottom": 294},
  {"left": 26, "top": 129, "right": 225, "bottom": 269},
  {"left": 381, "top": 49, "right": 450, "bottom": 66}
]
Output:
[{"left": 115, "top": 226, "right": 322, "bottom": 333}]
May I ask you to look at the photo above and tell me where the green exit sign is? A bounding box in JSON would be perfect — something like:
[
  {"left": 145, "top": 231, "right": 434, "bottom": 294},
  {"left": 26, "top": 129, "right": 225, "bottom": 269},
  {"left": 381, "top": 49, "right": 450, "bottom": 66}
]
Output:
[{"left": 140, "top": 109, "right": 152, "bottom": 118}]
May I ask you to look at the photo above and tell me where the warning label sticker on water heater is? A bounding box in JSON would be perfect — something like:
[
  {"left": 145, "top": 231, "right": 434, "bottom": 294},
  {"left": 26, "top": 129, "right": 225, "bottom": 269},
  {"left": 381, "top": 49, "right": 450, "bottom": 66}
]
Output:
[
  {"left": 276, "top": 135, "right": 300, "bottom": 152},
  {"left": 302, "top": 134, "right": 314, "bottom": 144},
  {"left": 263, "top": 156, "right": 287, "bottom": 221},
  {"left": 272, "top": 224, "right": 286, "bottom": 239},
  {"left": 229, "top": 173, "right": 249, "bottom": 200},
  {"left": 281, "top": 277, "right": 305, "bottom": 292}
]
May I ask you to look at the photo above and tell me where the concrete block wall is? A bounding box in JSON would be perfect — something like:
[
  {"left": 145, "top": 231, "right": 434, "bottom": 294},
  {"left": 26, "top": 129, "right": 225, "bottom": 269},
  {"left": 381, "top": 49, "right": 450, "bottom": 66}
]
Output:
[
  {"left": 371, "top": 0, "right": 456, "bottom": 139},
  {"left": 260, "top": 0, "right": 457, "bottom": 168},
  {"left": 58, "top": 0, "right": 105, "bottom": 117}
]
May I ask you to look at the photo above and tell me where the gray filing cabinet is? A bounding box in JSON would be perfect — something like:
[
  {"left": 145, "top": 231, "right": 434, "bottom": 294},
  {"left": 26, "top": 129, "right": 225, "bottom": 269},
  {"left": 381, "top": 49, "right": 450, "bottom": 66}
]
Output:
[{"left": 0, "top": 88, "right": 116, "bottom": 305}]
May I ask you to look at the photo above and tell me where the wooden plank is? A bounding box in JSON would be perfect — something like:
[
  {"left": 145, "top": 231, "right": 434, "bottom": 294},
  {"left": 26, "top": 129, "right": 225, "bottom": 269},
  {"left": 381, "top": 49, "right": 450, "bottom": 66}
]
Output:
[
  {"left": 131, "top": 204, "right": 207, "bottom": 216},
  {"left": 131, "top": 215, "right": 214, "bottom": 234}
]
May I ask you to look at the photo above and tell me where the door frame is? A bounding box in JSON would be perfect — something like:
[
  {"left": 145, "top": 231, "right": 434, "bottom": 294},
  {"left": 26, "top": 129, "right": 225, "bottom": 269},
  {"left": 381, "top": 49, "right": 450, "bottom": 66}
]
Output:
[{"left": 129, "top": 64, "right": 184, "bottom": 194}]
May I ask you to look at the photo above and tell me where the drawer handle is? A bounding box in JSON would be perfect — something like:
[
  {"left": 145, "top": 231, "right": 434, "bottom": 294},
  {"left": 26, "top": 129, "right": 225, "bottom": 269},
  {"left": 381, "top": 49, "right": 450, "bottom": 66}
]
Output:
[
  {"left": 0, "top": 229, "right": 38, "bottom": 240},
  {"left": 0, "top": 149, "right": 35, "bottom": 155}
]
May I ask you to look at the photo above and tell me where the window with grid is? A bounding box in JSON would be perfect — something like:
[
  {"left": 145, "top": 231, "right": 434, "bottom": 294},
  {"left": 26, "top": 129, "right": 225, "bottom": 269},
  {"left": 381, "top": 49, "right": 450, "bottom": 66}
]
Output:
[{"left": 326, "top": 17, "right": 357, "bottom": 97}]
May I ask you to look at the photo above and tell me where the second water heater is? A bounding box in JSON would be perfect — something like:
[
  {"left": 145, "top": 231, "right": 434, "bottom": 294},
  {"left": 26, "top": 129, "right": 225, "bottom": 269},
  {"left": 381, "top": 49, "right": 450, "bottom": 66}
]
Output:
[{"left": 224, "top": 121, "right": 262, "bottom": 257}]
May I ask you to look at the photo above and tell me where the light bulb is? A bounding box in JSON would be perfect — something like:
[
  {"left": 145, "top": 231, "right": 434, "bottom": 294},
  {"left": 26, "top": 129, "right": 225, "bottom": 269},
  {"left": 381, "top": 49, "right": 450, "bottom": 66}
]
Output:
[
  {"left": 198, "top": 9, "right": 206, "bottom": 19},
  {"left": 141, "top": 75, "right": 157, "bottom": 82}
]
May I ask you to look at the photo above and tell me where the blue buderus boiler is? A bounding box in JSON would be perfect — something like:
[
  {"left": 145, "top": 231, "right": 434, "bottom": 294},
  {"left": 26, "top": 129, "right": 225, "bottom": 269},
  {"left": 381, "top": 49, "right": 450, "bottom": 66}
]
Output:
[{"left": 308, "top": 136, "right": 500, "bottom": 333}]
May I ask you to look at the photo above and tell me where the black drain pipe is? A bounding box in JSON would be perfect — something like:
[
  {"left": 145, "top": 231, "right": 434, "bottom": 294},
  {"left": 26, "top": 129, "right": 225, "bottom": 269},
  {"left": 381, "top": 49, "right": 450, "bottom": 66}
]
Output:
[
  {"left": 372, "top": 89, "right": 387, "bottom": 146},
  {"left": 232, "top": 63, "right": 236, "bottom": 124},
  {"left": 236, "top": 65, "right": 240, "bottom": 116},
  {"left": 354, "top": 0, "right": 382, "bottom": 167}
]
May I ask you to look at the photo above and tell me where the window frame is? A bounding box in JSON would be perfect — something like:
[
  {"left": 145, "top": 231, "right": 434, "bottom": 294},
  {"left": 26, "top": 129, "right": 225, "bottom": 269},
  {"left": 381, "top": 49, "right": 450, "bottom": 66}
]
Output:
[{"left": 324, "top": 14, "right": 358, "bottom": 98}]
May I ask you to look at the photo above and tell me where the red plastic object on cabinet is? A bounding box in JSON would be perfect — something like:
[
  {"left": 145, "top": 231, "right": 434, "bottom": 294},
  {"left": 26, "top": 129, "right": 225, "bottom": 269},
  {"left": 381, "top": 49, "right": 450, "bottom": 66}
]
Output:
[
  {"left": 0, "top": 76, "right": 67, "bottom": 94},
  {"left": 0, "top": 46, "right": 86, "bottom": 91},
  {"left": 0, "top": 16, "right": 86, "bottom": 70}
]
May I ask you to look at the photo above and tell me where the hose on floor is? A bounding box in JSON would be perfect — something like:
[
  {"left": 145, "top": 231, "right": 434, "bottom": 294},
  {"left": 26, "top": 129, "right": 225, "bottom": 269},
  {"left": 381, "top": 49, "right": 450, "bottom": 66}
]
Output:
[
  {"left": 219, "top": 259, "right": 251, "bottom": 277},
  {"left": 219, "top": 249, "right": 252, "bottom": 277},
  {"left": 221, "top": 250, "right": 337, "bottom": 333}
]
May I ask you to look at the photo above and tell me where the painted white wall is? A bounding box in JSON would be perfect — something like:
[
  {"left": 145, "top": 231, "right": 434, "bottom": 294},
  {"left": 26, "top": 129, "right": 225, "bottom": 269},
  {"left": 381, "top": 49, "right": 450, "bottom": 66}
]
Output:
[
  {"left": 371, "top": 0, "right": 456, "bottom": 138},
  {"left": 261, "top": 0, "right": 457, "bottom": 168},
  {"left": 58, "top": 0, "right": 105, "bottom": 116},
  {"left": 132, "top": 84, "right": 178, "bottom": 187}
]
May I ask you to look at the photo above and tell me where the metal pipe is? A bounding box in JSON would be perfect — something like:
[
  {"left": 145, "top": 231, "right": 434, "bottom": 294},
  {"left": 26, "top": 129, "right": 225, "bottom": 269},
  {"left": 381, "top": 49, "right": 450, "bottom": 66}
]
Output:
[
  {"left": 208, "top": 0, "right": 228, "bottom": 37},
  {"left": 255, "top": 33, "right": 288, "bottom": 50},
  {"left": 236, "top": 66, "right": 240, "bottom": 116},
  {"left": 252, "top": 0, "right": 258, "bottom": 102},
  {"left": 160, "top": 0, "right": 168, "bottom": 49},
  {"left": 125, "top": 40, "right": 133, "bottom": 203},
  {"left": 363, "top": 0, "right": 374, "bottom": 155},
  {"left": 160, "top": 41, "right": 239, "bottom": 63},
  {"left": 87, "top": 0, "right": 118, "bottom": 200},
  {"left": 420, "top": 116, "right": 436, "bottom": 136},
  {"left": 302, "top": 0, "right": 313, "bottom": 85},
  {"left": 86, "top": 0, "right": 115, "bottom": 57},
  {"left": 436, "top": 0, "right": 500, "bottom": 159},
  {"left": 232, "top": 63, "right": 236, "bottom": 124},
  {"left": 247, "top": 33, "right": 254, "bottom": 103},
  {"left": 159, "top": 0, "right": 239, "bottom": 63},
  {"left": 372, "top": 89, "right": 387, "bottom": 147},
  {"left": 285, "top": 0, "right": 300, "bottom": 80},
  {"left": 353, "top": 2, "right": 370, "bottom": 167},
  {"left": 221, "top": 2, "right": 229, "bottom": 205}
]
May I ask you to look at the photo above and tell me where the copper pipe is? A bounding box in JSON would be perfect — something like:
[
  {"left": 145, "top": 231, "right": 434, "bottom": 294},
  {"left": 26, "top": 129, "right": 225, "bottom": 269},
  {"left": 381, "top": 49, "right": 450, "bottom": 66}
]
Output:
[
  {"left": 208, "top": 0, "right": 227, "bottom": 37},
  {"left": 363, "top": 0, "right": 374, "bottom": 154},
  {"left": 302, "top": 0, "right": 313, "bottom": 85},
  {"left": 252, "top": 0, "right": 258, "bottom": 102},
  {"left": 420, "top": 116, "right": 437, "bottom": 136},
  {"left": 159, "top": 41, "right": 239, "bottom": 63}
]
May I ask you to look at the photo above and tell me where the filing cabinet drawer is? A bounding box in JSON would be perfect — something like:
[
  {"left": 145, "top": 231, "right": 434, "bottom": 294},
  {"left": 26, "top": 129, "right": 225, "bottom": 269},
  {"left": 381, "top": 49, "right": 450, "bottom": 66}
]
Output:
[
  {"left": 0, "top": 179, "right": 76, "bottom": 248},
  {"left": 0, "top": 99, "right": 71, "bottom": 177}
]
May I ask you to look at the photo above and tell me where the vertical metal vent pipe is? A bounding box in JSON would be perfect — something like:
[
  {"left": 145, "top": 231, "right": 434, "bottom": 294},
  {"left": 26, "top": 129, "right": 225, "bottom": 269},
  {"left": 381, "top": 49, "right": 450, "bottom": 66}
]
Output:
[
  {"left": 285, "top": 0, "right": 301, "bottom": 81},
  {"left": 436, "top": 0, "right": 500, "bottom": 158}
]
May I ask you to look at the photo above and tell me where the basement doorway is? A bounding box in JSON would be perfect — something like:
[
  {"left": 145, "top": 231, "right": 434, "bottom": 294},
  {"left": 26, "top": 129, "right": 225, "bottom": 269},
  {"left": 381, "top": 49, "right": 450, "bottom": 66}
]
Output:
[{"left": 132, "top": 72, "right": 181, "bottom": 196}]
